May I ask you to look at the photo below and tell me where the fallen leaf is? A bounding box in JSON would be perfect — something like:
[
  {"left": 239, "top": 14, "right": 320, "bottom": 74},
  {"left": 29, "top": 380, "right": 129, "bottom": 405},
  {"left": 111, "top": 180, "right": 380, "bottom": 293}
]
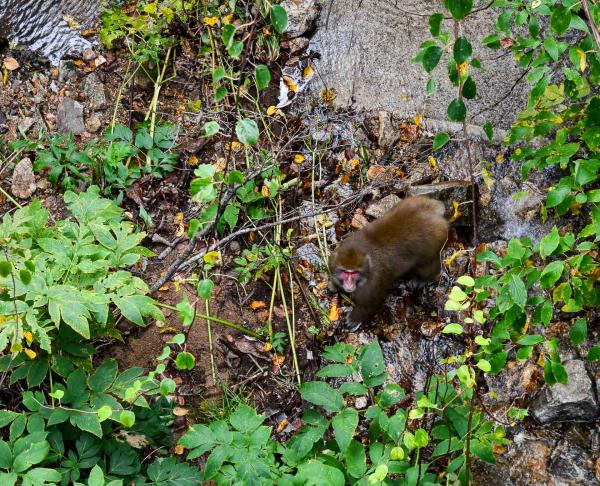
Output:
[
  {"left": 302, "top": 65, "right": 314, "bottom": 80},
  {"left": 24, "top": 348, "right": 36, "bottom": 359},
  {"left": 63, "top": 15, "right": 80, "bottom": 29},
  {"left": 173, "top": 407, "right": 189, "bottom": 416},
  {"left": 481, "top": 168, "right": 495, "bottom": 190},
  {"left": 3, "top": 57, "right": 19, "bottom": 71},
  {"left": 366, "top": 164, "right": 386, "bottom": 181},
  {"left": 263, "top": 342, "right": 273, "bottom": 352},
  {"left": 576, "top": 49, "right": 586, "bottom": 71},
  {"left": 174, "top": 444, "right": 185, "bottom": 455},
  {"left": 322, "top": 88, "right": 336, "bottom": 103},
  {"left": 282, "top": 76, "right": 298, "bottom": 92},
  {"left": 250, "top": 300, "right": 267, "bottom": 310},
  {"left": 448, "top": 201, "right": 463, "bottom": 223},
  {"left": 116, "top": 430, "right": 150, "bottom": 449},
  {"left": 261, "top": 185, "right": 270, "bottom": 197},
  {"left": 267, "top": 105, "right": 277, "bottom": 116},
  {"left": 294, "top": 154, "right": 305, "bottom": 164},
  {"left": 500, "top": 37, "right": 514, "bottom": 49},
  {"left": 495, "top": 153, "right": 504, "bottom": 163},
  {"left": 223, "top": 13, "right": 234, "bottom": 24},
  {"left": 159, "top": 285, "right": 170, "bottom": 291},
  {"left": 427, "top": 155, "right": 437, "bottom": 172},
  {"left": 443, "top": 250, "right": 462, "bottom": 267},
  {"left": 351, "top": 212, "right": 368, "bottom": 229},
  {"left": 203, "top": 16, "right": 218, "bottom": 26},
  {"left": 328, "top": 303, "right": 340, "bottom": 321},
  {"left": 413, "top": 113, "right": 424, "bottom": 128},
  {"left": 272, "top": 354, "right": 285, "bottom": 368},
  {"left": 203, "top": 251, "right": 222, "bottom": 265},
  {"left": 277, "top": 418, "right": 289, "bottom": 432},
  {"left": 188, "top": 155, "right": 199, "bottom": 166}
]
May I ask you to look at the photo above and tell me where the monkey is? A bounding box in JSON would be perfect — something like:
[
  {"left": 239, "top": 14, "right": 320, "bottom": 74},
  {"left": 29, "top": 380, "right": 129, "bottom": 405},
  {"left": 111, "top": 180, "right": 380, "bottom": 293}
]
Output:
[{"left": 328, "top": 196, "right": 448, "bottom": 331}]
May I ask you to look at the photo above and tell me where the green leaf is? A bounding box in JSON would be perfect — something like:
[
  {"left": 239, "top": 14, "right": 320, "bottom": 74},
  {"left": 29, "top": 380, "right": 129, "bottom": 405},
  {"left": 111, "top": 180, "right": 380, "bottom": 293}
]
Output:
[
  {"left": 483, "top": 121, "right": 493, "bottom": 141},
  {"left": 339, "top": 382, "right": 368, "bottom": 396},
  {"left": 360, "top": 340, "right": 386, "bottom": 388},
  {"left": 588, "top": 345, "right": 600, "bottom": 362},
  {"left": 19, "top": 269, "right": 32, "bottom": 285},
  {"left": 255, "top": 64, "right": 271, "bottom": 90},
  {"left": 551, "top": 7, "right": 571, "bottom": 35},
  {"left": 462, "top": 76, "right": 477, "bottom": 99},
  {"left": 227, "top": 40, "right": 244, "bottom": 58},
  {"left": 447, "top": 98, "right": 466, "bottom": 122},
  {"left": 0, "top": 440, "right": 12, "bottom": 469},
  {"left": 48, "top": 286, "right": 91, "bottom": 338},
  {"left": 429, "top": 13, "right": 444, "bottom": 36},
  {"left": 301, "top": 382, "right": 344, "bottom": 412},
  {"left": 546, "top": 185, "right": 571, "bottom": 208},
  {"left": 119, "top": 410, "right": 135, "bottom": 428},
  {"left": 540, "top": 260, "right": 564, "bottom": 288},
  {"left": 433, "top": 132, "right": 450, "bottom": 150},
  {"left": 230, "top": 404, "right": 264, "bottom": 433},
  {"left": 176, "top": 298, "right": 195, "bottom": 326},
  {"left": 442, "top": 323, "right": 464, "bottom": 334},
  {"left": 456, "top": 275, "right": 475, "bottom": 287},
  {"left": 539, "top": 226, "right": 560, "bottom": 257},
  {"left": 201, "top": 121, "right": 220, "bottom": 137},
  {"left": 476, "top": 359, "right": 491, "bottom": 372},
  {"left": 508, "top": 274, "right": 527, "bottom": 308},
  {"left": 453, "top": 37, "right": 472, "bottom": 63},
  {"left": 544, "top": 37, "right": 559, "bottom": 61},
  {"left": 197, "top": 279, "right": 214, "bottom": 300},
  {"left": 471, "top": 440, "right": 495, "bottom": 464},
  {"left": 71, "top": 411, "right": 103, "bottom": 438},
  {"left": 160, "top": 378, "right": 176, "bottom": 395},
  {"left": 175, "top": 352, "right": 196, "bottom": 370},
  {"left": 315, "top": 364, "right": 354, "bottom": 378},
  {"left": 146, "top": 457, "right": 202, "bottom": 485},
  {"left": 346, "top": 440, "right": 367, "bottom": 478},
  {"left": 376, "top": 384, "right": 406, "bottom": 408},
  {"left": 270, "top": 5, "right": 288, "bottom": 34},
  {"left": 551, "top": 361, "right": 568, "bottom": 385},
  {"left": 135, "top": 130, "right": 153, "bottom": 149},
  {"left": 221, "top": 24, "right": 236, "bottom": 49},
  {"left": 12, "top": 441, "right": 50, "bottom": 473},
  {"left": 235, "top": 118, "right": 259, "bottom": 145},
  {"left": 569, "top": 318, "right": 587, "bottom": 346},
  {"left": 423, "top": 46, "right": 443, "bottom": 73},
  {"left": 332, "top": 408, "right": 358, "bottom": 452},
  {"left": 88, "top": 465, "right": 105, "bottom": 486},
  {"left": 517, "top": 335, "right": 544, "bottom": 346},
  {"left": 447, "top": 0, "right": 473, "bottom": 20},
  {"left": 89, "top": 359, "right": 118, "bottom": 393},
  {"left": 296, "top": 461, "right": 345, "bottom": 486}
]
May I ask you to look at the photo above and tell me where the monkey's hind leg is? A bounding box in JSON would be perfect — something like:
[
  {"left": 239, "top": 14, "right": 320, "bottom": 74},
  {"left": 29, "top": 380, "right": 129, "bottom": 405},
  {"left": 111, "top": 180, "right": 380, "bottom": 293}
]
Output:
[{"left": 415, "top": 259, "right": 442, "bottom": 282}]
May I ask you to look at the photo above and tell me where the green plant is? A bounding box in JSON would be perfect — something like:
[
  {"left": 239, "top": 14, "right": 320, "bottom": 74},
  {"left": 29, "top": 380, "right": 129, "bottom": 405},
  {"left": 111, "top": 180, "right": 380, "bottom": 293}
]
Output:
[
  {"left": 179, "top": 340, "right": 509, "bottom": 484},
  {"left": 233, "top": 243, "right": 291, "bottom": 283},
  {"left": 0, "top": 186, "right": 163, "bottom": 379}
]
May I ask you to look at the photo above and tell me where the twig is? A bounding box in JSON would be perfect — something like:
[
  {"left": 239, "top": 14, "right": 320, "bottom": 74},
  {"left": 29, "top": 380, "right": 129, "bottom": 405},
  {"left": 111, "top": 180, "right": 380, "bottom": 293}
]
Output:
[{"left": 582, "top": 0, "right": 600, "bottom": 50}]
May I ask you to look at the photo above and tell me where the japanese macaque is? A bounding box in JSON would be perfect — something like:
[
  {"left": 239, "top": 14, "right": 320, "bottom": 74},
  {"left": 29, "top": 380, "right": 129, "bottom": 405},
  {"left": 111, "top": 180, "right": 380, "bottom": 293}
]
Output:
[{"left": 328, "top": 196, "right": 448, "bottom": 330}]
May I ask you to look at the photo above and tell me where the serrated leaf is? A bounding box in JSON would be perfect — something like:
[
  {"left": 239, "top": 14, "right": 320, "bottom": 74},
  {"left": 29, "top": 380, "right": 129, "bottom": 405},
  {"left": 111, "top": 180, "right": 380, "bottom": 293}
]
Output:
[
  {"left": 447, "top": 98, "right": 466, "bottom": 122},
  {"left": 433, "top": 132, "right": 450, "bottom": 150},
  {"left": 235, "top": 118, "right": 259, "bottom": 145},
  {"left": 300, "top": 381, "right": 344, "bottom": 412},
  {"left": 332, "top": 408, "right": 358, "bottom": 452},
  {"left": 453, "top": 37, "right": 472, "bottom": 63}
]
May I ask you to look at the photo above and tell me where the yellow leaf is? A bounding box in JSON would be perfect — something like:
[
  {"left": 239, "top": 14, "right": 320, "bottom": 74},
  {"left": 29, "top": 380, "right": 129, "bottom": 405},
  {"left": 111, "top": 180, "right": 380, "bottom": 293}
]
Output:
[
  {"left": 322, "top": 88, "right": 336, "bottom": 103},
  {"left": 576, "top": 49, "right": 586, "bottom": 72},
  {"left": 3, "top": 57, "right": 19, "bottom": 71},
  {"left": 10, "top": 343, "right": 22, "bottom": 353},
  {"left": 448, "top": 201, "right": 463, "bottom": 223},
  {"left": 188, "top": 155, "right": 199, "bottom": 166},
  {"left": 24, "top": 331, "right": 33, "bottom": 343},
  {"left": 261, "top": 185, "right": 270, "bottom": 197},
  {"left": 63, "top": 15, "right": 80, "bottom": 29},
  {"left": 173, "top": 407, "right": 189, "bottom": 416},
  {"left": 263, "top": 342, "right": 273, "bottom": 352},
  {"left": 294, "top": 154, "right": 305, "bottom": 164},
  {"left": 302, "top": 64, "right": 314, "bottom": 80},
  {"left": 481, "top": 168, "right": 495, "bottom": 190},
  {"left": 458, "top": 62, "right": 469, "bottom": 77},
  {"left": 24, "top": 348, "right": 37, "bottom": 359},
  {"left": 203, "top": 16, "right": 219, "bottom": 26},
  {"left": 277, "top": 418, "right": 289, "bottom": 432},
  {"left": 283, "top": 76, "right": 298, "bottom": 92},
  {"left": 143, "top": 1, "right": 158, "bottom": 14},
  {"left": 159, "top": 285, "right": 170, "bottom": 291},
  {"left": 427, "top": 155, "right": 437, "bottom": 172},
  {"left": 495, "top": 153, "right": 504, "bottom": 163},
  {"left": 174, "top": 444, "right": 185, "bottom": 455},
  {"left": 267, "top": 105, "right": 277, "bottom": 116},
  {"left": 443, "top": 250, "right": 462, "bottom": 267},
  {"left": 226, "top": 141, "right": 242, "bottom": 151},
  {"left": 251, "top": 300, "right": 267, "bottom": 310},
  {"left": 413, "top": 113, "right": 424, "bottom": 128},
  {"left": 328, "top": 304, "right": 340, "bottom": 322},
  {"left": 349, "top": 158, "right": 360, "bottom": 170},
  {"left": 203, "top": 251, "right": 222, "bottom": 265},
  {"left": 223, "top": 13, "right": 234, "bottom": 24}
]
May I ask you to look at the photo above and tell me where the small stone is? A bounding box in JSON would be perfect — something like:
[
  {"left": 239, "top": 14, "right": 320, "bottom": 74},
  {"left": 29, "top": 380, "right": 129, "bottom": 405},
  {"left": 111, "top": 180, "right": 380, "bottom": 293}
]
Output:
[
  {"left": 351, "top": 211, "right": 368, "bottom": 229},
  {"left": 82, "top": 48, "right": 97, "bottom": 61},
  {"left": 229, "top": 241, "right": 241, "bottom": 254},
  {"left": 407, "top": 161, "right": 434, "bottom": 186},
  {"left": 11, "top": 158, "right": 37, "bottom": 199},
  {"left": 57, "top": 97, "right": 85, "bottom": 134},
  {"left": 17, "top": 117, "right": 34, "bottom": 135},
  {"left": 58, "top": 60, "right": 78, "bottom": 83},
  {"left": 282, "top": 36, "right": 309, "bottom": 54},
  {"left": 83, "top": 73, "right": 107, "bottom": 111},
  {"left": 366, "top": 194, "right": 401, "bottom": 218},
  {"left": 86, "top": 113, "right": 102, "bottom": 133},
  {"left": 295, "top": 243, "right": 325, "bottom": 269},
  {"left": 281, "top": 0, "right": 318, "bottom": 38},
  {"left": 354, "top": 396, "right": 368, "bottom": 409},
  {"left": 94, "top": 55, "right": 107, "bottom": 67},
  {"left": 530, "top": 359, "right": 599, "bottom": 424}
]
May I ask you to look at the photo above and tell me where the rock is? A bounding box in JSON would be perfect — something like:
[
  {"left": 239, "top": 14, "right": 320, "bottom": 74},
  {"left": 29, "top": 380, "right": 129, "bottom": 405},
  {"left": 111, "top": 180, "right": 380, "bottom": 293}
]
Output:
[
  {"left": 484, "top": 360, "right": 541, "bottom": 407},
  {"left": 295, "top": 243, "right": 325, "bottom": 269},
  {"left": 530, "top": 359, "right": 599, "bottom": 424},
  {"left": 82, "top": 48, "right": 97, "bottom": 61},
  {"left": 548, "top": 440, "right": 599, "bottom": 485},
  {"left": 513, "top": 181, "right": 545, "bottom": 218},
  {"left": 281, "top": 0, "right": 318, "bottom": 38},
  {"left": 282, "top": 36, "right": 310, "bottom": 54},
  {"left": 11, "top": 158, "right": 36, "bottom": 199},
  {"left": 408, "top": 181, "right": 473, "bottom": 225},
  {"left": 366, "top": 194, "right": 401, "bottom": 218},
  {"left": 407, "top": 161, "right": 434, "bottom": 186},
  {"left": 83, "top": 73, "right": 107, "bottom": 111},
  {"left": 363, "top": 110, "right": 398, "bottom": 148},
  {"left": 17, "top": 117, "right": 34, "bottom": 135},
  {"left": 86, "top": 113, "right": 102, "bottom": 133},
  {"left": 57, "top": 97, "right": 85, "bottom": 134},
  {"left": 58, "top": 61, "right": 78, "bottom": 83}
]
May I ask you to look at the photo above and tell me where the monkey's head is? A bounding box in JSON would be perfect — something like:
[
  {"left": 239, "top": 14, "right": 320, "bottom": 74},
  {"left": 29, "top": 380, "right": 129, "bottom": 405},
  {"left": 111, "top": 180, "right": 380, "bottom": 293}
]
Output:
[{"left": 329, "top": 242, "right": 371, "bottom": 293}]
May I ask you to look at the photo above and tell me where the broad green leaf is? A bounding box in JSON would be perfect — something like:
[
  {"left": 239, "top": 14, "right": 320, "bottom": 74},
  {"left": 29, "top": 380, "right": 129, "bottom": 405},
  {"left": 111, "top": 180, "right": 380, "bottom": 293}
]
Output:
[
  {"left": 270, "top": 5, "right": 288, "bottom": 33},
  {"left": 360, "top": 340, "right": 386, "bottom": 388},
  {"left": 517, "top": 335, "right": 544, "bottom": 346},
  {"left": 483, "top": 121, "right": 493, "bottom": 141},
  {"left": 255, "top": 64, "right": 271, "bottom": 90},
  {"left": 88, "top": 359, "right": 118, "bottom": 393},
  {"left": 201, "top": 121, "right": 220, "bottom": 137},
  {"left": 332, "top": 408, "right": 358, "bottom": 452},
  {"left": 300, "top": 382, "right": 344, "bottom": 412},
  {"left": 315, "top": 364, "right": 354, "bottom": 378},
  {"left": 197, "top": 279, "right": 214, "bottom": 300},
  {"left": 442, "top": 323, "right": 464, "bottom": 334},
  {"left": 476, "top": 359, "right": 491, "bottom": 372},
  {"left": 447, "top": 98, "right": 466, "bottom": 122},
  {"left": 448, "top": 0, "right": 473, "bottom": 20},
  {"left": 346, "top": 440, "right": 367, "bottom": 478},
  {"left": 569, "top": 318, "right": 587, "bottom": 346},
  {"left": 230, "top": 404, "right": 264, "bottom": 433},
  {"left": 539, "top": 226, "right": 560, "bottom": 257},
  {"left": 540, "top": 260, "right": 564, "bottom": 288},
  {"left": 551, "top": 7, "right": 571, "bottom": 35},
  {"left": 463, "top": 76, "right": 477, "bottom": 99},
  {"left": 433, "top": 132, "right": 450, "bottom": 150},
  {"left": 429, "top": 13, "right": 444, "bottom": 36},
  {"left": 235, "top": 118, "right": 259, "bottom": 145},
  {"left": 508, "top": 275, "right": 527, "bottom": 308},
  {"left": 456, "top": 275, "right": 475, "bottom": 287},
  {"left": 453, "top": 37, "right": 472, "bottom": 63},
  {"left": 120, "top": 410, "right": 135, "bottom": 428},
  {"left": 376, "top": 384, "right": 406, "bottom": 408},
  {"left": 423, "top": 46, "right": 443, "bottom": 73},
  {"left": 175, "top": 352, "right": 196, "bottom": 370},
  {"left": 222, "top": 24, "right": 236, "bottom": 49}
]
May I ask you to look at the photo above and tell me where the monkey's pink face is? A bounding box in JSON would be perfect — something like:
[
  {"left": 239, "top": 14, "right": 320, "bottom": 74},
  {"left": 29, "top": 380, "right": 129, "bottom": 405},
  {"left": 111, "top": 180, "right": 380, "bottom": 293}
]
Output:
[{"left": 341, "top": 270, "right": 361, "bottom": 293}]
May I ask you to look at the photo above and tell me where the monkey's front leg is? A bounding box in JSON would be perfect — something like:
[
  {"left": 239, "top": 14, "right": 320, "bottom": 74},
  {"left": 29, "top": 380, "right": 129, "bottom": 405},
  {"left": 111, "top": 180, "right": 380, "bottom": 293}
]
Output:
[{"left": 344, "top": 285, "right": 388, "bottom": 331}]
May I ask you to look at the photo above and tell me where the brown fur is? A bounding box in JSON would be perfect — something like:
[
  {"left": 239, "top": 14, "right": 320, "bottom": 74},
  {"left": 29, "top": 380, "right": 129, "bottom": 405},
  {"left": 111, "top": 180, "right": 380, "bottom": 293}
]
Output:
[{"left": 329, "top": 196, "right": 448, "bottom": 328}]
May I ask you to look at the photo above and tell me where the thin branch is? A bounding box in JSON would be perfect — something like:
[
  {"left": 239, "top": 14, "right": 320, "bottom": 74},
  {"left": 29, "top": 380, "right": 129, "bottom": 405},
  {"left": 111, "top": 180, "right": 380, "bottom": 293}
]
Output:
[{"left": 582, "top": 0, "right": 600, "bottom": 50}]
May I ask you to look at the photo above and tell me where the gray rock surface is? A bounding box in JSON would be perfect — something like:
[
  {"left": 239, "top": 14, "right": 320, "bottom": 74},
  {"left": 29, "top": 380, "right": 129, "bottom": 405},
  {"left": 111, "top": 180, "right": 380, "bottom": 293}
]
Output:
[
  {"left": 11, "top": 157, "right": 36, "bottom": 199},
  {"left": 282, "top": 0, "right": 318, "bottom": 38},
  {"left": 57, "top": 97, "right": 85, "bottom": 134},
  {"left": 310, "top": 1, "right": 529, "bottom": 129},
  {"left": 83, "top": 73, "right": 107, "bottom": 111},
  {"left": 366, "top": 194, "right": 401, "bottom": 218},
  {"left": 531, "top": 360, "right": 599, "bottom": 424}
]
